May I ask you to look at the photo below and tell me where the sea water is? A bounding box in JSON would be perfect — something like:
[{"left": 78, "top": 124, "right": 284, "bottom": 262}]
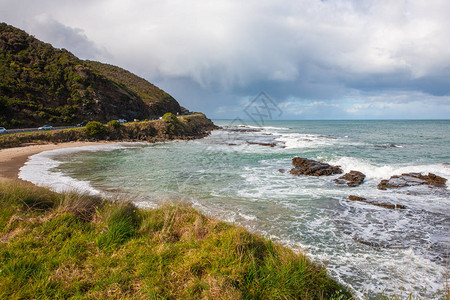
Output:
[{"left": 19, "top": 120, "right": 450, "bottom": 298}]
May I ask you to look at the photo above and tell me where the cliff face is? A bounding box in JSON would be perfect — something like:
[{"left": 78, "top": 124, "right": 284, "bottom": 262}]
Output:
[{"left": 0, "top": 23, "right": 181, "bottom": 128}]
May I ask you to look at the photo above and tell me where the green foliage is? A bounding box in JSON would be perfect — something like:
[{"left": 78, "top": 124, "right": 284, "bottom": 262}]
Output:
[
  {"left": 162, "top": 112, "right": 179, "bottom": 123},
  {"left": 84, "top": 121, "right": 105, "bottom": 137},
  {"left": 162, "top": 112, "right": 183, "bottom": 135},
  {"left": 0, "top": 180, "right": 353, "bottom": 299},
  {"left": 0, "top": 96, "right": 9, "bottom": 111},
  {"left": 85, "top": 60, "right": 181, "bottom": 112},
  {"left": 107, "top": 120, "right": 121, "bottom": 130}
]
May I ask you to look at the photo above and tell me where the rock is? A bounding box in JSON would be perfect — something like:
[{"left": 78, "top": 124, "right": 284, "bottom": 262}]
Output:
[
  {"left": 348, "top": 195, "right": 367, "bottom": 201},
  {"left": 278, "top": 169, "right": 286, "bottom": 173},
  {"left": 348, "top": 195, "right": 406, "bottom": 209},
  {"left": 225, "top": 128, "right": 261, "bottom": 132},
  {"left": 335, "top": 171, "right": 366, "bottom": 187},
  {"left": 352, "top": 237, "right": 382, "bottom": 248},
  {"left": 289, "top": 157, "right": 343, "bottom": 176},
  {"left": 377, "top": 173, "right": 447, "bottom": 190},
  {"left": 247, "top": 142, "right": 276, "bottom": 147}
]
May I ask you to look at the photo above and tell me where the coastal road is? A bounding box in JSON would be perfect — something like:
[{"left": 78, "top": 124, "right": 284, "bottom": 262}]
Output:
[{"left": 0, "top": 126, "right": 78, "bottom": 135}]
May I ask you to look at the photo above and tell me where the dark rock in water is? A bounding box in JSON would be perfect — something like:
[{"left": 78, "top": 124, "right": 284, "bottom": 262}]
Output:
[
  {"left": 348, "top": 195, "right": 406, "bottom": 209},
  {"left": 278, "top": 169, "right": 286, "bottom": 173},
  {"left": 352, "top": 237, "right": 382, "bottom": 248},
  {"left": 348, "top": 195, "right": 367, "bottom": 201},
  {"left": 289, "top": 157, "right": 343, "bottom": 176},
  {"left": 335, "top": 170, "right": 366, "bottom": 187},
  {"left": 224, "top": 127, "right": 261, "bottom": 132},
  {"left": 247, "top": 142, "right": 276, "bottom": 147},
  {"left": 377, "top": 172, "right": 447, "bottom": 190}
]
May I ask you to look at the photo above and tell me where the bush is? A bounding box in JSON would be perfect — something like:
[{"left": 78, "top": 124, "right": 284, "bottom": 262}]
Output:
[
  {"left": 162, "top": 112, "right": 179, "bottom": 124},
  {"left": 107, "top": 120, "right": 121, "bottom": 130},
  {"left": 162, "top": 112, "right": 183, "bottom": 135},
  {"left": 85, "top": 121, "right": 105, "bottom": 137}
]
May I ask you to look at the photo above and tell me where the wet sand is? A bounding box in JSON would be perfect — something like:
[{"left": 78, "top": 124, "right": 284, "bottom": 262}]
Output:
[{"left": 0, "top": 142, "right": 115, "bottom": 182}]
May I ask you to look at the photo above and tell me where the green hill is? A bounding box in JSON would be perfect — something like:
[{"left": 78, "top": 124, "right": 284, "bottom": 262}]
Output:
[
  {"left": 0, "top": 23, "right": 181, "bottom": 128},
  {"left": 85, "top": 60, "right": 180, "bottom": 116}
]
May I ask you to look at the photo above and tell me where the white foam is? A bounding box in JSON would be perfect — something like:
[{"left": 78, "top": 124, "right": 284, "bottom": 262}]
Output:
[
  {"left": 275, "top": 133, "right": 337, "bottom": 149},
  {"left": 328, "top": 156, "right": 450, "bottom": 181},
  {"left": 309, "top": 246, "right": 448, "bottom": 299},
  {"left": 238, "top": 212, "right": 257, "bottom": 221},
  {"left": 260, "top": 126, "right": 291, "bottom": 131},
  {"left": 18, "top": 143, "right": 141, "bottom": 195},
  {"left": 237, "top": 125, "right": 290, "bottom": 131}
]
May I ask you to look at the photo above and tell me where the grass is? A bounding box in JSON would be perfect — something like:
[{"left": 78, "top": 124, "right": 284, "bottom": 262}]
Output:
[{"left": 0, "top": 180, "right": 352, "bottom": 299}]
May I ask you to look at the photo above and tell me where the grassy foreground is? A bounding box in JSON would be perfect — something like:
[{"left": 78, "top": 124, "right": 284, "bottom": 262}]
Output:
[{"left": 0, "top": 180, "right": 352, "bottom": 299}]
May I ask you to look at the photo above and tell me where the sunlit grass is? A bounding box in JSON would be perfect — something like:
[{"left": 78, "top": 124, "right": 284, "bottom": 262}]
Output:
[{"left": 0, "top": 180, "right": 352, "bottom": 299}]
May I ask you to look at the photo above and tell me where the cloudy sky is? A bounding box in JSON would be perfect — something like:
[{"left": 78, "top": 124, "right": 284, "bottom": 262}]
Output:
[{"left": 2, "top": 0, "right": 450, "bottom": 119}]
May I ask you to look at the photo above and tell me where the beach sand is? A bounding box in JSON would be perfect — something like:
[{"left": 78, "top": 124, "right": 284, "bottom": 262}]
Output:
[{"left": 0, "top": 142, "right": 115, "bottom": 182}]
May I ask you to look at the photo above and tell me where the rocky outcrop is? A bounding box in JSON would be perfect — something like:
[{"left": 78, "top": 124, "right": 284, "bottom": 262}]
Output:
[
  {"left": 290, "top": 157, "right": 343, "bottom": 176},
  {"left": 334, "top": 171, "right": 366, "bottom": 187},
  {"left": 348, "top": 195, "right": 406, "bottom": 209},
  {"left": 377, "top": 173, "right": 447, "bottom": 190}
]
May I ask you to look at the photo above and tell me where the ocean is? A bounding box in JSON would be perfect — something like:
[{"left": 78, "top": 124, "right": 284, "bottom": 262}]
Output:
[{"left": 19, "top": 120, "right": 450, "bottom": 298}]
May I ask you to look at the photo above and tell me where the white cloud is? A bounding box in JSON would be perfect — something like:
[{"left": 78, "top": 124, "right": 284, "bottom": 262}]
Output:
[
  {"left": 1, "top": 0, "right": 449, "bottom": 118},
  {"left": 24, "top": 14, "right": 108, "bottom": 60}
]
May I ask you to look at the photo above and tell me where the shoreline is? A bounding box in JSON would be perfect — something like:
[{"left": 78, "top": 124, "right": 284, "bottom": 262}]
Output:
[{"left": 0, "top": 141, "right": 117, "bottom": 182}]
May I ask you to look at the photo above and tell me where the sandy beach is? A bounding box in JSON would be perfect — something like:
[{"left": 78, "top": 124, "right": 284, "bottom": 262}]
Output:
[{"left": 0, "top": 142, "right": 115, "bottom": 182}]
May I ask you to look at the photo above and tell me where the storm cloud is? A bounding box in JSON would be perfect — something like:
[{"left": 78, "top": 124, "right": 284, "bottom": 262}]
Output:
[{"left": 1, "top": 0, "right": 449, "bottom": 119}]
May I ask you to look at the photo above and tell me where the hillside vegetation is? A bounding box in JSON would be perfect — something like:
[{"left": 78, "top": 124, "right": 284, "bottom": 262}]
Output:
[
  {"left": 0, "top": 113, "right": 216, "bottom": 149},
  {"left": 0, "top": 180, "right": 352, "bottom": 299},
  {"left": 0, "top": 23, "right": 181, "bottom": 128},
  {"left": 85, "top": 60, "right": 180, "bottom": 115}
]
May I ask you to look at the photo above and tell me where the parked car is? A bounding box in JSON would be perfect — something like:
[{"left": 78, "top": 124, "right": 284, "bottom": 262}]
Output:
[
  {"left": 38, "top": 125, "right": 53, "bottom": 131},
  {"left": 118, "top": 119, "right": 127, "bottom": 124},
  {"left": 0, "top": 127, "right": 7, "bottom": 134},
  {"left": 77, "top": 121, "right": 88, "bottom": 127}
]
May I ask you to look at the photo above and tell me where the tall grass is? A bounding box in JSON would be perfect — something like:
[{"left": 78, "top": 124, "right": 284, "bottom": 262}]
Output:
[{"left": 0, "top": 180, "right": 352, "bottom": 299}]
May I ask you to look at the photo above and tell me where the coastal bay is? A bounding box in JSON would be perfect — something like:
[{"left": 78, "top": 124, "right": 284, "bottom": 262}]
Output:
[
  {"left": 17, "top": 119, "right": 448, "bottom": 298},
  {"left": 0, "top": 141, "right": 352, "bottom": 299}
]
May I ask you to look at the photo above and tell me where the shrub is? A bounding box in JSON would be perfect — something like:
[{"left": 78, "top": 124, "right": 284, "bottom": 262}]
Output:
[
  {"left": 162, "top": 112, "right": 183, "bottom": 135},
  {"left": 162, "top": 112, "right": 179, "bottom": 124},
  {"left": 107, "top": 120, "right": 121, "bottom": 130},
  {"left": 85, "top": 121, "right": 105, "bottom": 137}
]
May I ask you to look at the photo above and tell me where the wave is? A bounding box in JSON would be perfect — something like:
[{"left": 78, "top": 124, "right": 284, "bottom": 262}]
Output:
[
  {"left": 236, "top": 124, "right": 291, "bottom": 130},
  {"left": 18, "top": 143, "right": 142, "bottom": 195},
  {"left": 328, "top": 156, "right": 450, "bottom": 181},
  {"left": 275, "top": 133, "right": 341, "bottom": 149}
]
